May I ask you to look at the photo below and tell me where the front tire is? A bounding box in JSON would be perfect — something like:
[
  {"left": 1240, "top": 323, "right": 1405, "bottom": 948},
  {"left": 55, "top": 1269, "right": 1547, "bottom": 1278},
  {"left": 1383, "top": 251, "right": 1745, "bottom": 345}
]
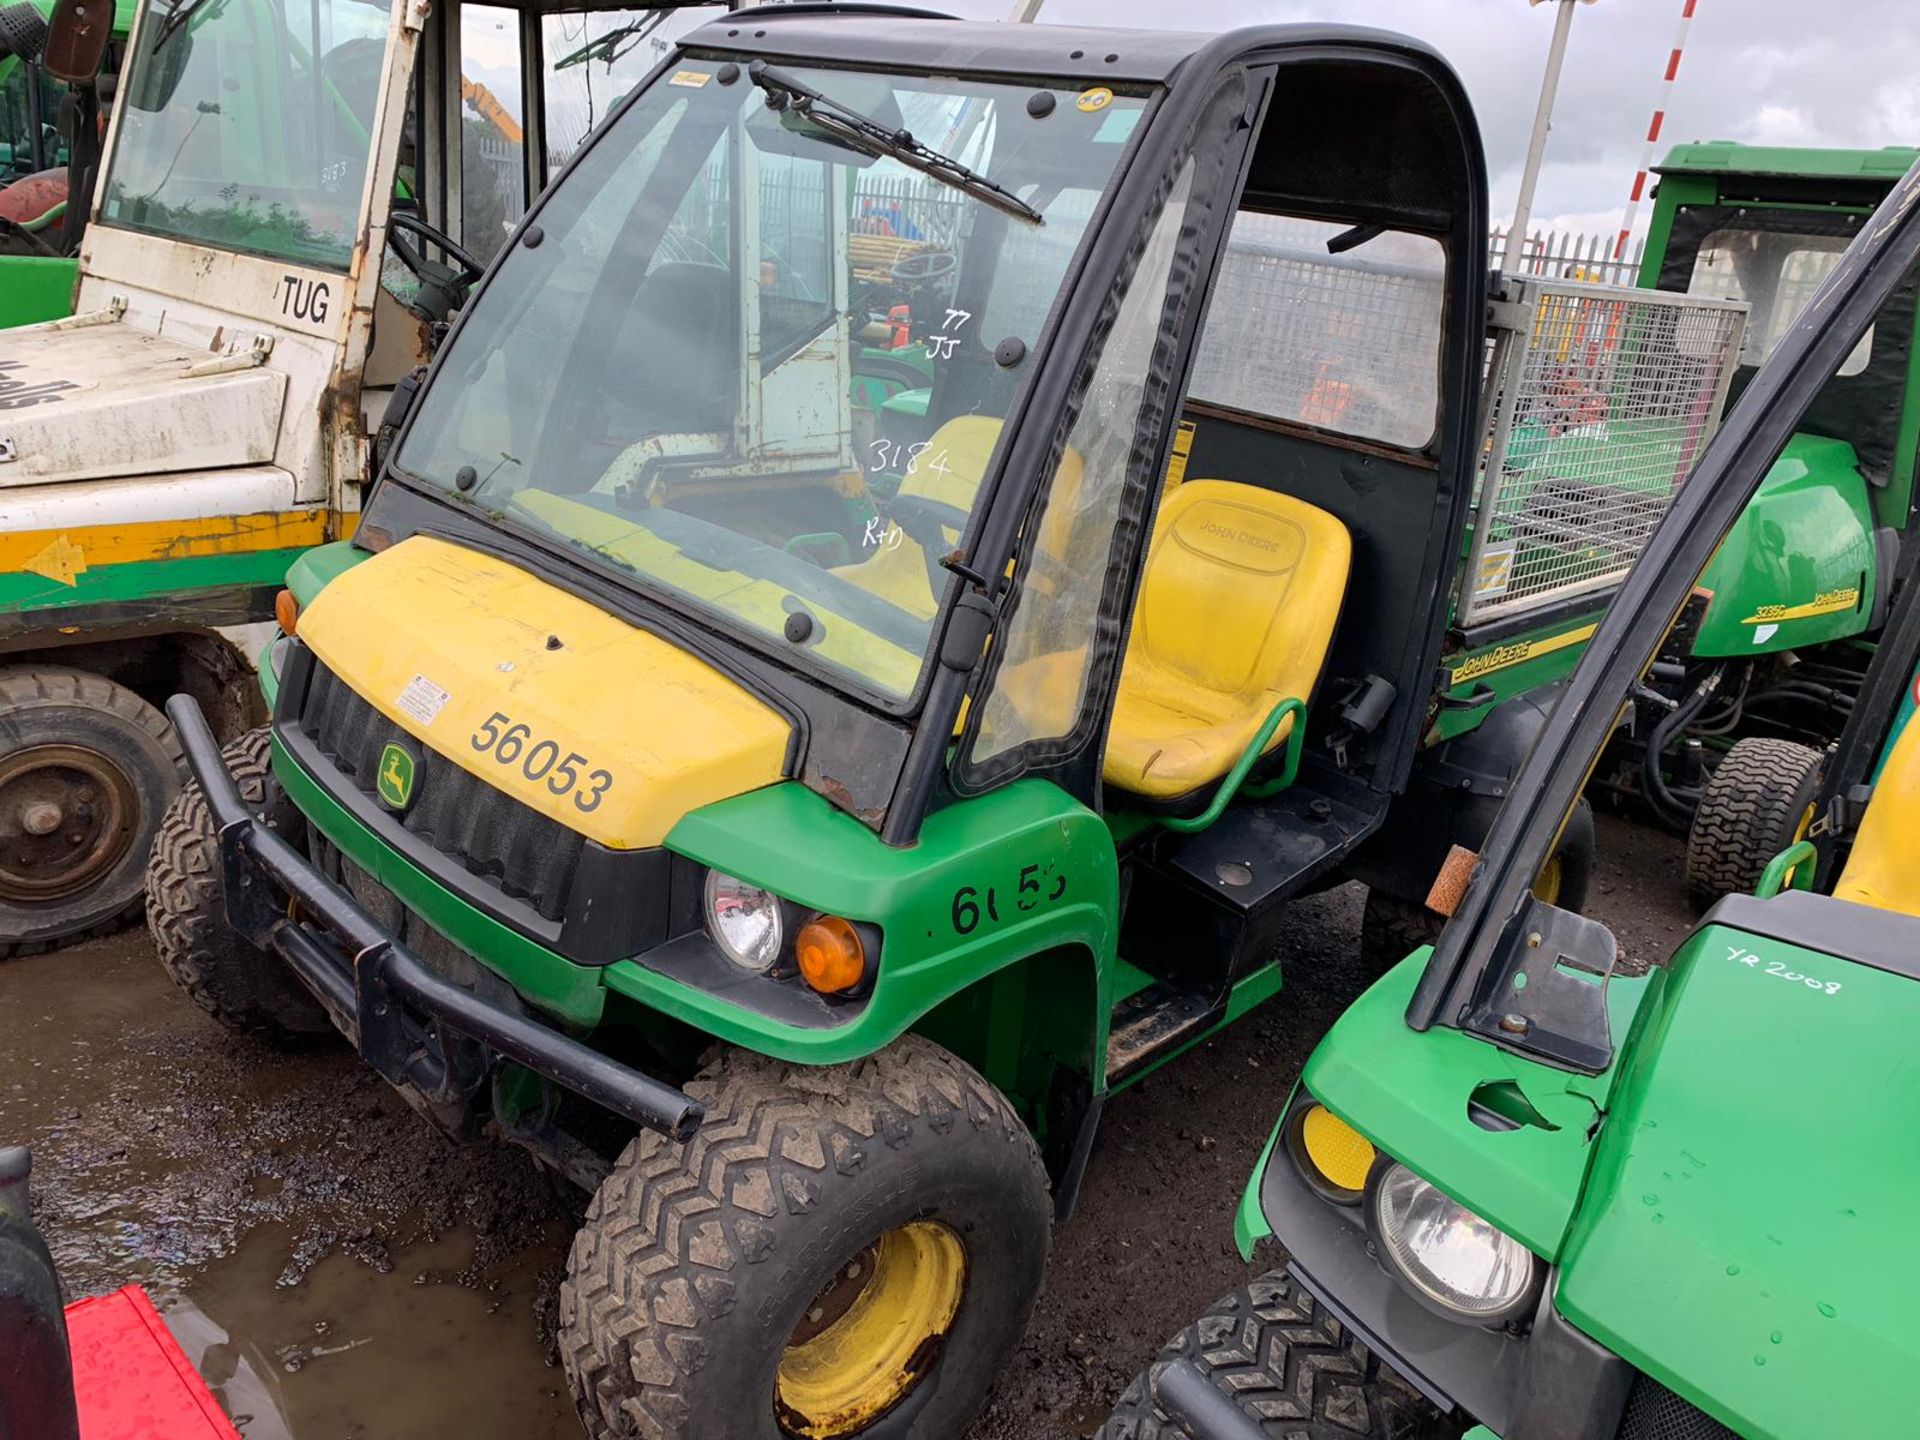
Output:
[
  {"left": 1685, "top": 737, "right": 1823, "bottom": 909},
  {"left": 144, "top": 725, "right": 333, "bottom": 1043},
  {"left": 560, "top": 1035, "right": 1051, "bottom": 1440},
  {"left": 0, "top": 667, "right": 184, "bottom": 958},
  {"left": 1101, "top": 1272, "right": 1439, "bottom": 1439}
]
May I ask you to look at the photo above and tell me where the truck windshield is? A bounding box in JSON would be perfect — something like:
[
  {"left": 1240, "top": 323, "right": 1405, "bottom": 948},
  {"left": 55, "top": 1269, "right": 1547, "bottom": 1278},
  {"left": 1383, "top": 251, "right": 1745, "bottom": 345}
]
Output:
[
  {"left": 99, "top": 0, "right": 390, "bottom": 269},
  {"left": 1687, "top": 228, "right": 1873, "bottom": 376},
  {"left": 393, "top": 59, "right": 1148, "bottom": 703}
]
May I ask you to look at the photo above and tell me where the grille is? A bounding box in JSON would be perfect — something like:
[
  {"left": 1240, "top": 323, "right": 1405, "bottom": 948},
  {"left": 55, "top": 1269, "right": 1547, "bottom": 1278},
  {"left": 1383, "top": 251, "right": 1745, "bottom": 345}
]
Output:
[
  {"left": 1616, "top": 1375, "right": 1740, "bottom": 1440},
  {"left": 296, "top": 660, "right": 584, "bottom": 923},
  {"left": 1461, "top": 276, "right": 1748, "bottom": 626}
]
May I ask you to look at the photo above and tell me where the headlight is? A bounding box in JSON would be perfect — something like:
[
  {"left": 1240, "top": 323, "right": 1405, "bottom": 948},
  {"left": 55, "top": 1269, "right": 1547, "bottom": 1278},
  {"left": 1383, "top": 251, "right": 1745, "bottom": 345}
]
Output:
[
  {"left": 705, "top": 871, "right": 784, "bottom": 972},
  {"left": 1369, "top": 1164, "right": 1538, "bottom": 1325}
]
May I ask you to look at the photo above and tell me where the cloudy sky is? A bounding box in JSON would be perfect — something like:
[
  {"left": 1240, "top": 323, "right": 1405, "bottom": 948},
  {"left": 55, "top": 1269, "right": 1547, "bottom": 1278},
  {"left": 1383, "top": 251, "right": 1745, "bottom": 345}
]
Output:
[{"left": 471, "top": 0, "right": 1917, "bottom": 243}]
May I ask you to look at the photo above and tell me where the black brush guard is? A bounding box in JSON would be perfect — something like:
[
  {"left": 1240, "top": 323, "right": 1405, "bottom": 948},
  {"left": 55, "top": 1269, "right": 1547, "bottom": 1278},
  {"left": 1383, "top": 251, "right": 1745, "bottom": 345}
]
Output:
[{"left": 167, "top": 696, "right": 703, "bottom": 1144}]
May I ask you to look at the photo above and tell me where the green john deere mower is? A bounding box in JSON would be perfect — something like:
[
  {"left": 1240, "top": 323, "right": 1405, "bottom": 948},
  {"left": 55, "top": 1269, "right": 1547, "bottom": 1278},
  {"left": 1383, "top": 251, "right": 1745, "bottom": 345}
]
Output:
[
  {"left": 145, "top": 10, "right": 1744, "bottom": 1435},
  {"left": 1601, "top": 144, "right": 1920, "bottom": 905},
  {"left": 1105, "top": 152, "right": 1920, "bottom": 1440}
]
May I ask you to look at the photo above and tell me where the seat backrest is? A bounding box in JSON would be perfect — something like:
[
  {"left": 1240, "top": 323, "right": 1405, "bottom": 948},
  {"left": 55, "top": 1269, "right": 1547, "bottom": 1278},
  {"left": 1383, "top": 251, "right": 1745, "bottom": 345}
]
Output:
[
  {"left": 1128, "top": 478, "right": 1351, "bottom": 708},
  {"left": 898, "top": 414, "right": 1005, "bottom": 512},
  {"left": 1833, "top": 714, "right": 1920, "bottom": 917},
  {"left": 834, "top": 415, "right": 1085, "bottom": 618}
]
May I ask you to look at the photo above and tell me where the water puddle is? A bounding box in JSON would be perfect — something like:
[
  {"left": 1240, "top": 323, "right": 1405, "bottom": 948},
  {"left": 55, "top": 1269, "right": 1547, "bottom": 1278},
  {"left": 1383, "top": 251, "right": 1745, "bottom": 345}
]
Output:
[
  {"left": 3, "top": 933, "right": 580, "bottom": 1438},
  {"left": 157, "top": 1224, "right": 576, "bottom": 1438}
]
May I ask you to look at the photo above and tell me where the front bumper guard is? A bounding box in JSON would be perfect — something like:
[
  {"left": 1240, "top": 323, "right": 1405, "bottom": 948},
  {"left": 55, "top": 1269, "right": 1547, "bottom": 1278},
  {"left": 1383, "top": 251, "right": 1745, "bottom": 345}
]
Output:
[
  {"left": 1147, "top": 1360, "right": 1269, "bottom": 1440},
  {"left": 168, "top": 697, "right": 703, "bottom": 1143}
]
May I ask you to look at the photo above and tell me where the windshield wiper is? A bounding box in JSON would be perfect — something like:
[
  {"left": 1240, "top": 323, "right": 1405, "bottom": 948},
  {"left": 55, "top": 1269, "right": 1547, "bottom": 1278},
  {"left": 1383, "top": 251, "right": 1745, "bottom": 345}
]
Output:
[
  {"left": 747, "top": 60, "right": 1042, "bottom": 226},
  {"left": 554, "top": 12, "right": 673, "bottom": 71}
]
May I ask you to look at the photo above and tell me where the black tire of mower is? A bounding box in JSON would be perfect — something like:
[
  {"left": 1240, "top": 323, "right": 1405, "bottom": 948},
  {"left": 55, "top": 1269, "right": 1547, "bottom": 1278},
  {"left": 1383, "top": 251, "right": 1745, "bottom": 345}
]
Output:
[
  {"left": 559, "top": 1034, "right": 1052, "bottom": 1440},
  {"left": 0, "top": 666, "right": 184, "bottom": 958},
  {"left": 1101, "top": 1270, "right": 1440, "bottom": 1440},
  {"left": 1360, "top": 799, "right": 1595, "bottom": 975},
  {"left": 1684, "top": 737, "right": 1824, "bottom": 910},
  {"left": 144, "top": 725, "right": 334, "bottom": 1043}
]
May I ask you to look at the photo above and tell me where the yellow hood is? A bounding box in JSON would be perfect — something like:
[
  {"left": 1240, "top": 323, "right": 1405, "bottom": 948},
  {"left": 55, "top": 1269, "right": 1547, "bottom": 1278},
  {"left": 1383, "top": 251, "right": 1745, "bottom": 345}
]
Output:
[{"left": 297, "top": 535, "right": 791, "bottom": 849}]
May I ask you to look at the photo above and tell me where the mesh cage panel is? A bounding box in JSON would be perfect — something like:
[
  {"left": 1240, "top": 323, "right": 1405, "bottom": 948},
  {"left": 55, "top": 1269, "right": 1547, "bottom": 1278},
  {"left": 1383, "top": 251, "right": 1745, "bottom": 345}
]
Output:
[
  {"left": 1616, "top": 1374, "right": 1740, "bottom": 1440},
  {"left": 1189, "top": 217, "right": 1446, "bottom": 450},
  {"left": 1461, "top": 278, "right": 1747, "bottom": 625}
]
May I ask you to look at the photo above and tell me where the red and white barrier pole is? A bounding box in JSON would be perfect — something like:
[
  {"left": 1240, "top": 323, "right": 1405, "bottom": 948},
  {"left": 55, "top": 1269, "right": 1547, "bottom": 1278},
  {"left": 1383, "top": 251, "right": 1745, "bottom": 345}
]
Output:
[{"left": 1614, "top": 0, "right": 1701, "bottom": 262}]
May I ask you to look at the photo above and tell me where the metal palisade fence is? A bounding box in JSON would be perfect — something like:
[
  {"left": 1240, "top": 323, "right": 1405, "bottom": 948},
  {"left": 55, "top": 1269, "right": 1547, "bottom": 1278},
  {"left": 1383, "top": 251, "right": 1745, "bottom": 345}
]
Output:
[{"left": 1492, "top": 227, "right": 1649, "bottom": 288}]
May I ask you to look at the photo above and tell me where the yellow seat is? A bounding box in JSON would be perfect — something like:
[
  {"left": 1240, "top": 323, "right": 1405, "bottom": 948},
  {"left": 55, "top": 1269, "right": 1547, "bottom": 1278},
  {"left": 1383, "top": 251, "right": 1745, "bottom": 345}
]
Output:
[
  {"left": 1832, "top": 715, "right": 1920, "bottom": 917},
  {"left": 1104, "top": 479, "right": 1350, "bottom": 802},
  {"left": 834, "top": 415, "right": 1083, "bottom": 619}
]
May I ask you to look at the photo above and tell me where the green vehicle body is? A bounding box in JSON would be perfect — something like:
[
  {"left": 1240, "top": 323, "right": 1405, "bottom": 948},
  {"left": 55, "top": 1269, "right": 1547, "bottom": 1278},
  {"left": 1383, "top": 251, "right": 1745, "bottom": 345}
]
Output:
[
  {"left": 163, "top": 19, "right": 1679, "bottom": 1431},
  {"left": 227, "top": 22, "right": 1584, "bottom": 1152},
  {"left": 1687, "top": 432, "right": 1880, "bottom": 655},
  {"left": 1237, "top": 767, "right": 1920, "bottom": 1437},
  {"left": 274, "top": 547, "right": 1134, "bottom": 1085},
  {"left": 1647, "top": 148, "right": 1920, "bottom": 662},
  {"left": 0, "top": 0, "right": 136, "bottom": 327},
  {"left": 1182, "top": 155, "right": 1920, "bottom": 1440}
]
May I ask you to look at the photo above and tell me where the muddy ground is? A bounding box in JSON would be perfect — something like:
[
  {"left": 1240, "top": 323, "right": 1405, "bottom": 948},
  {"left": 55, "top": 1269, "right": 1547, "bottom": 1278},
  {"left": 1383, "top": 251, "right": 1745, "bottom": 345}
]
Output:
[{"left": 0, "top": 813, "right": 1689, "bottom": 1439}]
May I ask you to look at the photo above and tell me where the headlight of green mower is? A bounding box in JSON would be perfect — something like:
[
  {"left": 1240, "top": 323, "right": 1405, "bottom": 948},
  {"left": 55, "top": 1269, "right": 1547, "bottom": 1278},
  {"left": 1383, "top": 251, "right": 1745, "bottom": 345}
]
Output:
[
  {"left": 1367, "top": 1163, "right": 1539, "bottom": 1325},
  {"left": 705, "top": 870, "right": 786, "bottom": 972}
]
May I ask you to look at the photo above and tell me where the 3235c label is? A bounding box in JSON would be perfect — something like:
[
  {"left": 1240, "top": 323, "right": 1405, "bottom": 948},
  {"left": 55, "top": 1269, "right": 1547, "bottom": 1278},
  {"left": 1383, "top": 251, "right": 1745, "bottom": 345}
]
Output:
[{"left": 470, "top": 711, "right": 611, "bottom": 812}]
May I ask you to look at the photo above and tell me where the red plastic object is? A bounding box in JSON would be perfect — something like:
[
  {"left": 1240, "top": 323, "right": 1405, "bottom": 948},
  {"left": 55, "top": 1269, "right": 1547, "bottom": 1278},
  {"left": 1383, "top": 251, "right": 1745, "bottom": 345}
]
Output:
[{"left": 64, "top": 1287, "right": 240, "bottom": 1440}]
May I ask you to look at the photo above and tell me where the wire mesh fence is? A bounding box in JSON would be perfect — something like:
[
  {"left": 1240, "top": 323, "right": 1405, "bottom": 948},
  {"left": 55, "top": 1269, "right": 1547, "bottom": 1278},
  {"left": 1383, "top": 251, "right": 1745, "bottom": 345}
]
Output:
[
  {"left": 1190, "top": 216, "right": 1447, "bottom": 449},
  {"left": 1461, "top": 276, "right": 1748, "bottom": 626}
]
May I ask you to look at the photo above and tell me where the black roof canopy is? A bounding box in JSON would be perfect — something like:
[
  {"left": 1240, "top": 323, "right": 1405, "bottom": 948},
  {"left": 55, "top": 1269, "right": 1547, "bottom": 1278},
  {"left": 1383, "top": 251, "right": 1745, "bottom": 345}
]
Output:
[{"left": 683, "top": 9, "right": 1455, "bottom": 89}]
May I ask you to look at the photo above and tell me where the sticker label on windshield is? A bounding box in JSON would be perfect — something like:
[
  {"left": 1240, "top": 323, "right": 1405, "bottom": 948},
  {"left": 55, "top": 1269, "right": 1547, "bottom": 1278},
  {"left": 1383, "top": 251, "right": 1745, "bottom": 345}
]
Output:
[
  {"left": 396, "top": 673, "right": 452, "bottom": 727},
  {"left": 1076, "top": 86, "right": 1113, "bottom": 113},
  {"left": 669, "top": 69, "right": 711, "bottom": 88}
]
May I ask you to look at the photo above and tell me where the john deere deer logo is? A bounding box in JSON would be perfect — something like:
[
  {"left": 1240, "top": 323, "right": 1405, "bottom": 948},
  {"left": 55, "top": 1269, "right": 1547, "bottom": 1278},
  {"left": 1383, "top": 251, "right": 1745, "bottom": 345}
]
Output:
[{"left": 376, "top": 741, "right": 417, "bottom": 811}]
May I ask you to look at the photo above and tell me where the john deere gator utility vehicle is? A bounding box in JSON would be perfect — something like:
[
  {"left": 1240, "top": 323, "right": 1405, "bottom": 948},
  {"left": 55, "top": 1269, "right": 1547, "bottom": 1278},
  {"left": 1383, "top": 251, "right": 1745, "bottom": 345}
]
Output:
[
  {"left": 0, "top": 0, "right": 135, "bottom": 328},
  {"left": 150, "top": 10, "right": 1751, "bottom": 1434},
  {"left": 0, "top": 0, "right": 715, "bottom": 957},
  {"left": 1597, "top": 143, "right": 1920, "bottom": 905},
  {"left": 1105, "top": 153, "right": 1920, "bottom": 1440}
]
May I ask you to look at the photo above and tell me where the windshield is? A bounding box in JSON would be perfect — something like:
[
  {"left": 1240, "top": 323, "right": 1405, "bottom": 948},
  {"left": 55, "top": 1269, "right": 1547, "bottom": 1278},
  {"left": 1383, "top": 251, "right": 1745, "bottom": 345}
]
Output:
[
  {"left": 100, "top": 0, "right": 391, "bottom": 268},
  {"left": 393, "top": 60, "right": 1148, "bottom": 702},
  {"left": 1688, "top": 227, "right": 1873, "bottom": 376}
]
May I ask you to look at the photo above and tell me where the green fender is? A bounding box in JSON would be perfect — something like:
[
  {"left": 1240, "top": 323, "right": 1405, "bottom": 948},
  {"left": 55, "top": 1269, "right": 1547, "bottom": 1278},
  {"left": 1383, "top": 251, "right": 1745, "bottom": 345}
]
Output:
[
  {"left": 1238, "top": 951, "right": 1656, "bottom": 1261},
  {"left": 649, "top": 779, "right": 1120, "bottom": 1074},
  {"left": 1691, "top": 434, "right": 1878, "bottom": 657}
]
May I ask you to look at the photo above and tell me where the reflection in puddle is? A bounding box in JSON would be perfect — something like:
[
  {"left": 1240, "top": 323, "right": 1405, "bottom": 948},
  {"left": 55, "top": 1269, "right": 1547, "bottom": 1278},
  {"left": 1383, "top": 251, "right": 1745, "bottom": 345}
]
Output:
[
  {"left": 159, "top": 1224, "right": 578, "bottom": 1438},
  {"left": 3, "top": 936, "right": 583, "bottom": 1439}
]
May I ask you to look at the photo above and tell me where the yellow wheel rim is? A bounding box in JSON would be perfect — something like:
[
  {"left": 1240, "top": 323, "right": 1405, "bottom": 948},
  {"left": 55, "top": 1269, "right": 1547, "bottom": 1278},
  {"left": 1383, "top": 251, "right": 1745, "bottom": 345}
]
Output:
[
  {"left": 774, "top": 1221, "right": 968, "bottom": 1438},
  {"left": 1533, "top": 853, "right": 1564, "bottom": 905}
]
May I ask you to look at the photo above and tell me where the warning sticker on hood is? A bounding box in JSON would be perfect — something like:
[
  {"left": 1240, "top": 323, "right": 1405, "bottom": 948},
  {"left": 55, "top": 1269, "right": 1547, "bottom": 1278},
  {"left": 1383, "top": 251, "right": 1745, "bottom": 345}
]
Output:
[{"left": 397, "top": 673, "right": 452, "bottom": 726}]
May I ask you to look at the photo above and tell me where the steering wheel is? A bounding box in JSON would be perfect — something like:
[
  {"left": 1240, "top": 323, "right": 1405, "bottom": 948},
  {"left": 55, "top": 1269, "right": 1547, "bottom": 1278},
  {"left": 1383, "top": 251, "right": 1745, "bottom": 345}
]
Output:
[
  {"left": 890, "top": 250, "right": 958, "bottom": 286},
  {"left": 388, "top": 212, "right": 486, "bottom": 323}
]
